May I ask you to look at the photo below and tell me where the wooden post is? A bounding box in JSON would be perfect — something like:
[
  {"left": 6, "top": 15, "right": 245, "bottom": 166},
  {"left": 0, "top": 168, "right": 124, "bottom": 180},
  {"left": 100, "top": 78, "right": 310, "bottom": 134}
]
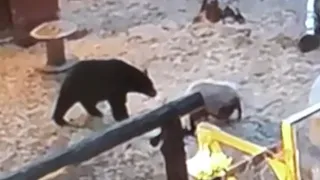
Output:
[
  {"left": 46, "top": 39, "right": 65, "bottom": 66},
  {"left": 205, "top": 0, "right": 221, "bottom": 23},
  {"left": 160, "top": 116, "right": 188, "bottom": 180},
  {"left": 193, "top": 0, "right": 222, "bottom": 23}
]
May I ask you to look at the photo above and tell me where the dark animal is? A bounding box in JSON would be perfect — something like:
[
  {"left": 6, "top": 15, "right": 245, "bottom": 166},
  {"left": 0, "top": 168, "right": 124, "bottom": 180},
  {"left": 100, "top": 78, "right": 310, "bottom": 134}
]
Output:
[
  {"left": 51, "top": 59, "right": 157, "bottom": 127},
  {"left": 221, "top": 6, "right": 236, "bottom": 24},
  {"left": 222, "top": 6, "right": 235, "bottom": 18},
  {"left": 221, "top": 6, "right": 245, "bottom": 24},
  {"left": 149, "top": 79, "right": 242, "bottom": 147},
  {"left": 298, "top": 34, "right": 320, "bottom": 53},
  {"left": 234, "top": 8, "right": 245, "bottom": 24},
  {"left": 182, "top": 80, "right": 242, "bottom": 136}
]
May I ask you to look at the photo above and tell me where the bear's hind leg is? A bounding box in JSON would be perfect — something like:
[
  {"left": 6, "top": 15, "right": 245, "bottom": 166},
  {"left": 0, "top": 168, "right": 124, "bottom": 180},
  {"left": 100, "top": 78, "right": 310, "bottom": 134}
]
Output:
[{"left": 52, "top": 94, "right": 77, "bottom": 127}]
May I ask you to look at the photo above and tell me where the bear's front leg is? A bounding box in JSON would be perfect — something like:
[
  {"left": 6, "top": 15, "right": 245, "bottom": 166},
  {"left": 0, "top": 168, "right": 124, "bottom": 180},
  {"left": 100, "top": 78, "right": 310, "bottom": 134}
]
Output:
[
  {"left": 109, "top": 96, "right": 129, "bottom": 121},
  {"left": 81, "top": 99, "right": 103, "bottom": 117}
]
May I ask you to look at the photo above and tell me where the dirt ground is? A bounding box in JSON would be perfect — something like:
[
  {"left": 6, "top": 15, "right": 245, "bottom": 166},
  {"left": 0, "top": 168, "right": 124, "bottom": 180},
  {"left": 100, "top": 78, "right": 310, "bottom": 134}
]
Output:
[{"left": 1, "top": 0, "right": 320, "bottom": 179}]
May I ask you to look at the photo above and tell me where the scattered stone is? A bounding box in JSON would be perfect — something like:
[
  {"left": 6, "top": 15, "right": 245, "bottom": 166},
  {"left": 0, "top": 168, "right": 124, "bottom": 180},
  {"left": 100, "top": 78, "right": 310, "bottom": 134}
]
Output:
[
  {"left": 255, "top": 97, "right": 282, "bottom": 113},
  {"left": 250, "top": 60, "right": 270, "bottom": 77},
  {"left": 160, "top": 19, "right": 180, "bottom": 31},
  {"left": 128, "top": 24, "right": 170, "bottom": 42},
  {"left": 232, "top": 35, "right": 253, "bottom": 49},
  {"left": 191, "top": 26, "right": 215, "bottom": 38}
]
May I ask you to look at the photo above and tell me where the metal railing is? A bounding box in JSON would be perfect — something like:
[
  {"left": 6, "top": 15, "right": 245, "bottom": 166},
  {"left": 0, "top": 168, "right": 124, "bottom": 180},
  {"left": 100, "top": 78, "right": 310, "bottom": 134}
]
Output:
[{"left": 0, "top": 92, "right": 204, "bottom": 180}]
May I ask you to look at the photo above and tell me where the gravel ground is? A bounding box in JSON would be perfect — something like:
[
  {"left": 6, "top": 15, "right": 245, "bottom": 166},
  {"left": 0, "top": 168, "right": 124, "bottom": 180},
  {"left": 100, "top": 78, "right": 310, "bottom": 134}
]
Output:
[{"left": 1, "top": 0, "right": 320, "bottom": 179}]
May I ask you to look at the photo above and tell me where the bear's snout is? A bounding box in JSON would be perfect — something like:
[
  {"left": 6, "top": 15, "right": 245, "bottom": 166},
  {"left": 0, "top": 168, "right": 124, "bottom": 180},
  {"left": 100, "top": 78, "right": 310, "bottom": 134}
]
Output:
[{"left": 148, "top": 89, "right": 157, "bottom": 97}]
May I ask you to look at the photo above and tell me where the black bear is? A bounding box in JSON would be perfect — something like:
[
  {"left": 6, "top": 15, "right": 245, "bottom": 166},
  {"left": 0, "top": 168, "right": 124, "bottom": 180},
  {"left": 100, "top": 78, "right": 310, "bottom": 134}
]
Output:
[{"left": 51, "top": 59, "right": 157, "bottom": 127}]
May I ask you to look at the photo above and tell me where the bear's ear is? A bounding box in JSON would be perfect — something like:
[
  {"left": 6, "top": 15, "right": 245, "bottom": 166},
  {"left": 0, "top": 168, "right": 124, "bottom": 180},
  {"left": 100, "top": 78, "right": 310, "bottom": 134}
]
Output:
[{"left": 143, "top": 69, "right": 149, "bottom": 76}]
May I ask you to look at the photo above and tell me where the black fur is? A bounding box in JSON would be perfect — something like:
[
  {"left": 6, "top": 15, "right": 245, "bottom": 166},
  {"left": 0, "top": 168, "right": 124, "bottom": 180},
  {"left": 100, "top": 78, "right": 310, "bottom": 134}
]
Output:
[
  {"left": 52, "top": 59, "right": 157, "bottom": 127},
  {"left": 298, "top": 34, "right": 320, "bottom": 53},
  {"left": 234, "top": 8, "right": 245, "bottom": 24},
  {"left": 221, "top": 6, "right": 235, "bottom": 19},
  {"left": 221, "top": 6, "right": 245, "bottom": 24}
]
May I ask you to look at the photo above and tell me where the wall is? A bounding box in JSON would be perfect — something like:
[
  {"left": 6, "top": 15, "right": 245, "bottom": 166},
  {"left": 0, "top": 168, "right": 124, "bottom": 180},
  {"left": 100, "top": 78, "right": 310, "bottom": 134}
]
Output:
[
  {"left": 0, "top": 0, "right": 12, "bottom": 31},
  {"left": 9, "top": 0, "right": 59, "bottom": 47}
]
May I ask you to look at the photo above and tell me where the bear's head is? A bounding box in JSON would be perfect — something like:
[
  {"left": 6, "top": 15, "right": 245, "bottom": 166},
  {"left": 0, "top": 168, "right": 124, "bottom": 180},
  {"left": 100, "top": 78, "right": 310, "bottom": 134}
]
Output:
[{"left": 130, "top": 68, "right": 157, "bottom": 98}]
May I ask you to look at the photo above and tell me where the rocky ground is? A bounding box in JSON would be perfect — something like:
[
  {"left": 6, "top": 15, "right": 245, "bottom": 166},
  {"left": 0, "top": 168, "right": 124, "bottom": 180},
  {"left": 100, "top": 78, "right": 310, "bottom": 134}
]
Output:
[{"left": 0, "top": 0, "right": 320, "bottom": 179}]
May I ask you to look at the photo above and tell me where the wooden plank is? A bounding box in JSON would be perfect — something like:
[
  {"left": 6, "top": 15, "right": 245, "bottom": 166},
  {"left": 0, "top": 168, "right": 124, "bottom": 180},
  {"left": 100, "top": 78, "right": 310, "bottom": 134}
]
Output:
[
  {"left": 225, "top": 143, "right": 281, "bottom": 177},
  {"left": 161, "top": 116, "right": 188, "bottom": 180},
  {"left": 0, "top": 92, "right": 204, "bottom": 180}
]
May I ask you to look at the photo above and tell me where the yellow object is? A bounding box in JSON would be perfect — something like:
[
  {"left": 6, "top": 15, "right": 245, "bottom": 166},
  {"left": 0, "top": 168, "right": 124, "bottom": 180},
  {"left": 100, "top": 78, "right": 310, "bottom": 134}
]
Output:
[
  {"left": 187, "top": 123, "right": 233, "bottom": 179},
  {"left": 278, "top": 101, "right": 320, "bottom": 180},
  {"left": 281, "top": 121, "right": 299, "bottom": 180},
  {"left": 187, "top": 101, "right": 320, "bottom": 180},
  {"left": 267, "top": 157, "right": 291, "bottom": 180},
  {"left": 187, "top": 123, "right": 237, "bottom": 179},
  {"left": 186, "top": 121, "right": 300, "bottom": 180},
  {"left": 187, "top": 150, "right": 232, "bottom": 179}
]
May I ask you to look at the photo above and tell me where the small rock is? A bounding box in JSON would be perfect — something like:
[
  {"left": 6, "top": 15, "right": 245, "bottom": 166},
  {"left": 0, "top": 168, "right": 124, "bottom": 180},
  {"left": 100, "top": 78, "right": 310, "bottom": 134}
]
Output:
[
  {"left": 141, "top": 10, "right": 151, "bottom": 17},
  {"left": 160, "top": 19, "right": 180, "bottom": 31},
  {"left": 250, "top": 60, "right": 270, "bottom": 77},
  {"left": 228, "top": 74, "right": 249, "bottom": 85},
  {"left": 126, "top": 1, "right": 139, "bottom": 9},
  {"left": 128, "top": 24, "right": 170, "bottom": 42},
  {"left": 233, "top": 36, "right": 253, "bottom": 49},
  {"left": 178, "top": 8, "right": 186, "bottom": 12},
  {"left": 172, "top": 56, "right": 184, "bottom": 64},
  {"left": 271, "top": 33, "right": 298, "bottom": 49},
  {"left": 192, "top": 27, "right": 214, "bottom": 38},
  {"left": 254, "top": 97, "right": 281, "bottom": 113},
  {"left": 94, "top": 44, "right": 101, "bottom": 49}
]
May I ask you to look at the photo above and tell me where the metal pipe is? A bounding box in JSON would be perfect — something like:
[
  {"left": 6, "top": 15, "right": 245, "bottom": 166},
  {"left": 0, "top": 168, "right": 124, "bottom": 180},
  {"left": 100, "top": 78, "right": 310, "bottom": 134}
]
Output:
[{"left": 306, "top": 0, "right": 316, "bottom": 35}]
